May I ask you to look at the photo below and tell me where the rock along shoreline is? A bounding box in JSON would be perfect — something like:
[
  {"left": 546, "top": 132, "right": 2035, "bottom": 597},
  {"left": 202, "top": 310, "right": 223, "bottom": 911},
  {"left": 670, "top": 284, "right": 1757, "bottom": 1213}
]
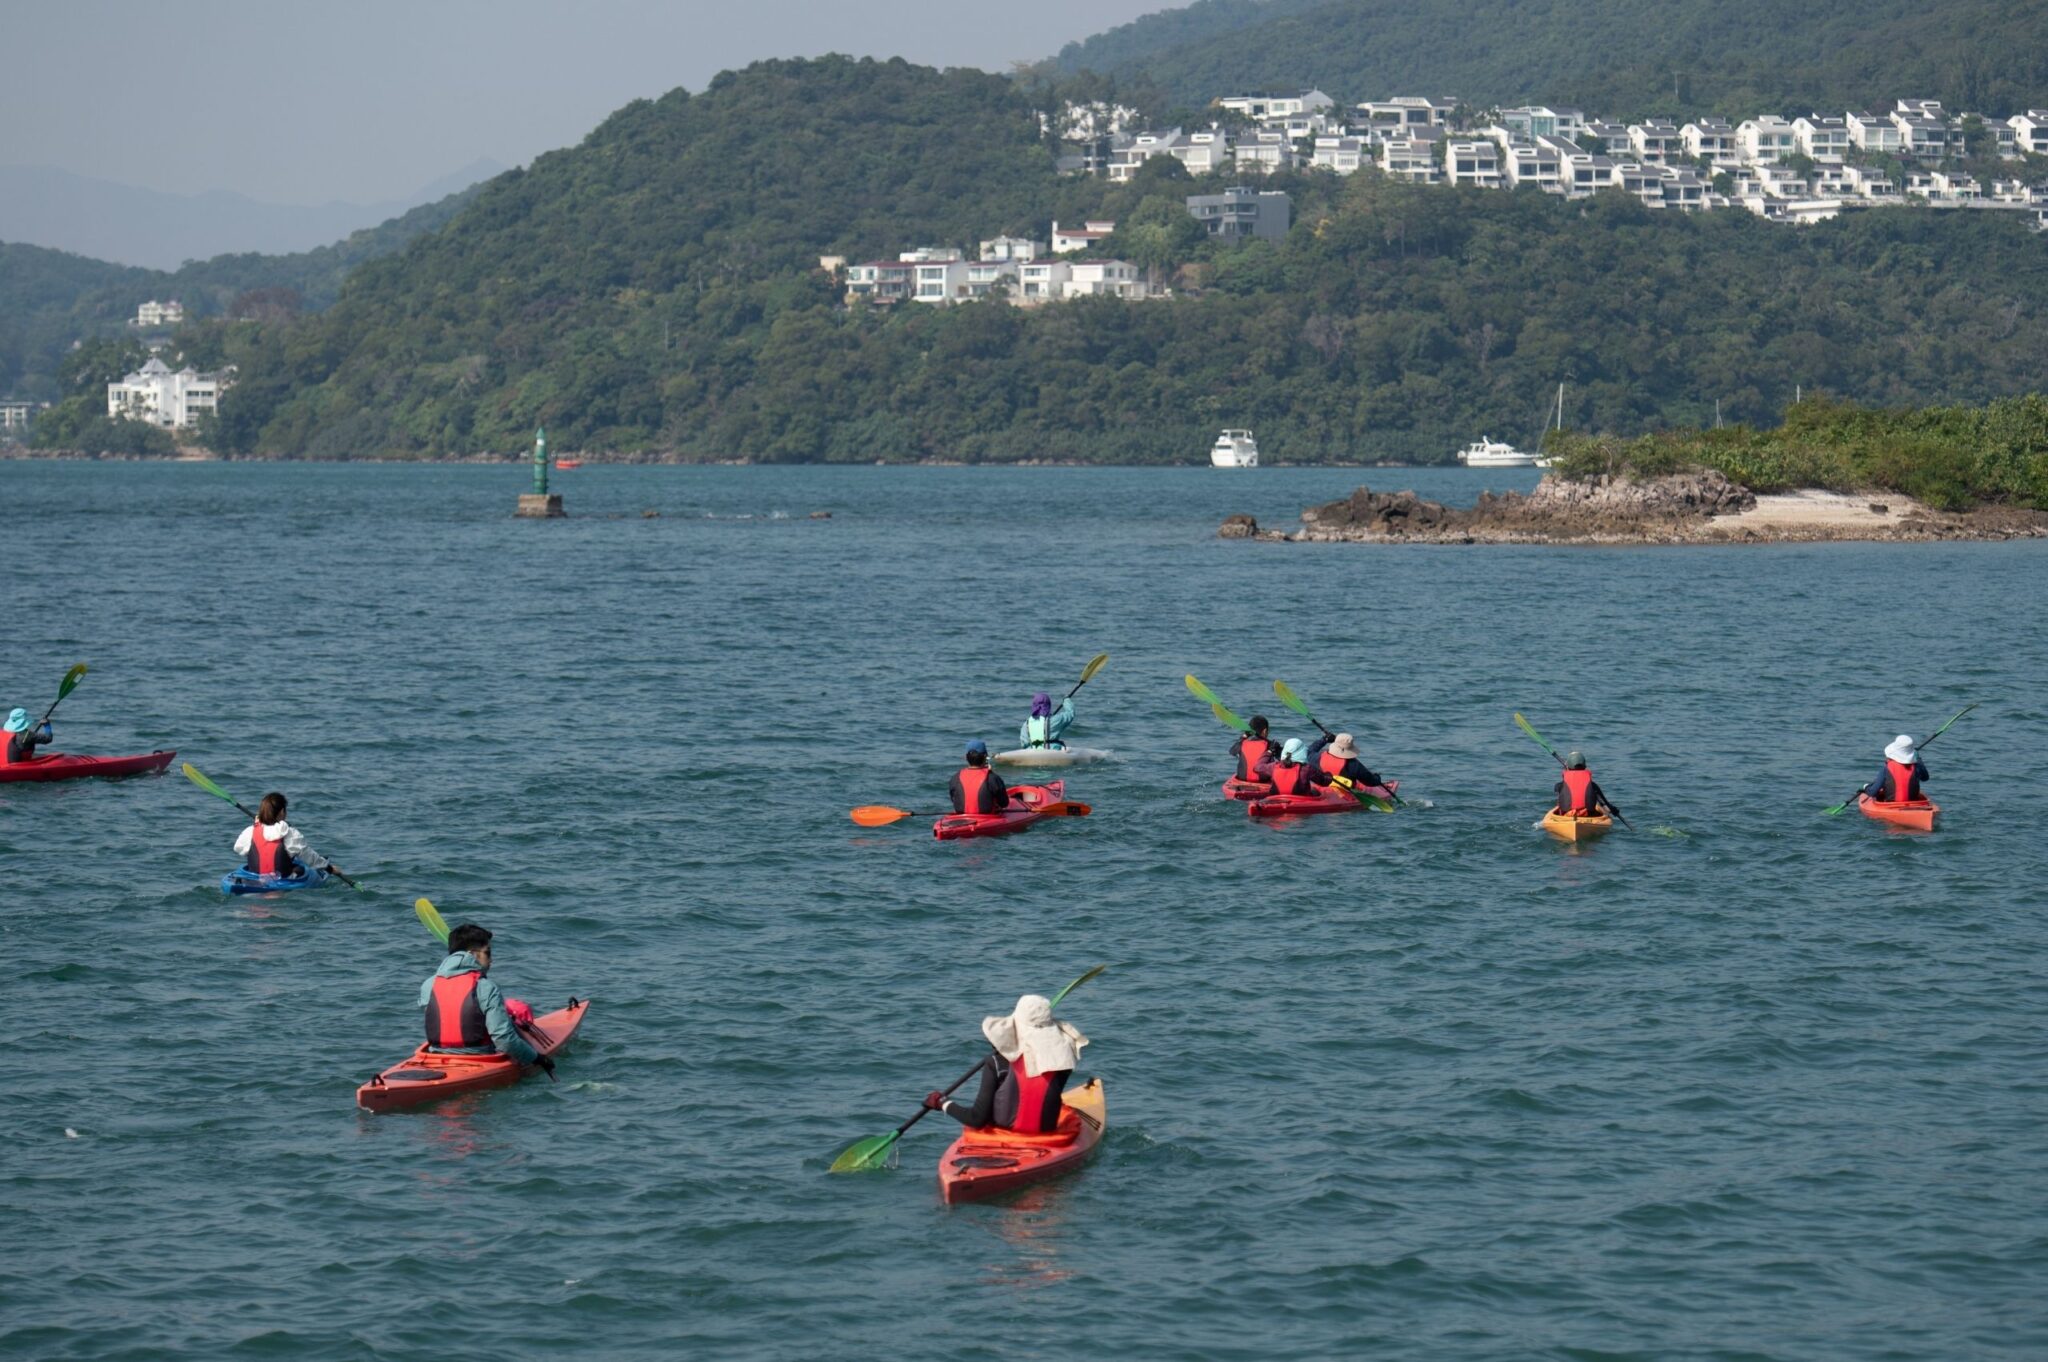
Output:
[{"left": 1221, "top": 472, "right": 2048, "bottom": 546}]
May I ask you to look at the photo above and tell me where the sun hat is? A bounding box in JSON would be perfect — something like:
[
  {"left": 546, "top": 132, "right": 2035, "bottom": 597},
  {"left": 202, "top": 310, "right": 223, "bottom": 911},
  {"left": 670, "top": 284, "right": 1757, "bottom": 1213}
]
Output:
[
  {"left": 1329, "top": 733, "right": 1360, "bottom": 760},
  {"left": 1565, "top": 750, "right": 1587, "bottom": 769},
  {"left": 982, "top": 994, "right": 1088, "bottom": 1076},
  {"left": 1280, "top": 737, "right": 1308, "bottom": 762},
  {"left": 1884, "top": 734, "right": 1917, "bottom": 764},
  {"left": 1030, "top": 692, "right": 1052, "bottom": 718},
  {"left": 3, "top": 708, "right": 28, "bottom": 733}
]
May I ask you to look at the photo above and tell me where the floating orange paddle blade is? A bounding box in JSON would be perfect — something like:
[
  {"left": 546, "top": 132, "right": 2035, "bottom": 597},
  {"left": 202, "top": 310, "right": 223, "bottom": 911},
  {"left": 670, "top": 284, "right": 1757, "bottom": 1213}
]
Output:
[
  {"left": 849, "top": 805, "right": 917, "bottom": 827},
  {"left": 1039, "top": 802, "right": 1092, "bottom": 817}
]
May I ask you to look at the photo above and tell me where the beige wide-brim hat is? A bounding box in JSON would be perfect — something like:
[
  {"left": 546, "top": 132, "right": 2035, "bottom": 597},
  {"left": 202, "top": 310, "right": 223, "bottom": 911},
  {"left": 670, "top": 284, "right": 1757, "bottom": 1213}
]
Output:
[
  {"left": 1328, "top": 733, "right": 1359, "bottom": 759},
  {"left": 981, "top": 994, "right": 1088, "bottom": 1076}
]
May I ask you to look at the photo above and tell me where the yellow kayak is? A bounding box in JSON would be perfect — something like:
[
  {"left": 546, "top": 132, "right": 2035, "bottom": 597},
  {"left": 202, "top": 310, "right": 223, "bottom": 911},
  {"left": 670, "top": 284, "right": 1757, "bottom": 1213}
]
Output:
[{"left": 1541, "top": 810, "right": 1613, "bottom": 842}]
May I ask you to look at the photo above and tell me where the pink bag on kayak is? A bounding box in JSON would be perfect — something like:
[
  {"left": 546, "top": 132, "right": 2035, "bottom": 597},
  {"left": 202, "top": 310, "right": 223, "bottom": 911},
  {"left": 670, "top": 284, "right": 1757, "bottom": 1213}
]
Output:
[{"left": 505, "top": 998, "right": 534, "bottom": 1027}]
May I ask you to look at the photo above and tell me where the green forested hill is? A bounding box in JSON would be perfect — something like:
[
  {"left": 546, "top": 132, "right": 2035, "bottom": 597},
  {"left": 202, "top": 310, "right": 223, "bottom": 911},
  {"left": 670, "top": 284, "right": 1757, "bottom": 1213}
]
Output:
[
  {"left": 174, "top": 56, "right": 2048, "bottom": 464},
  {"left": 1052, "top": 0, "right": 2048, "bottom": 119},
  {"left": 0, "top": 182, "right": 487, "bottom": 401}
]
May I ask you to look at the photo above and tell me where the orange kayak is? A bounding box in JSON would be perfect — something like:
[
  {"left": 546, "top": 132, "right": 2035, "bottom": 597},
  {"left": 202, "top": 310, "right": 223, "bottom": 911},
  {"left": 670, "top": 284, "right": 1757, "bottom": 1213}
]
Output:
[
  {"left": 356, "top": 998, "right": 588, "bottom": 1111},
  {"left": 1859, "top": 794, "right": 1938, "bottom": 831},
  {"left": 1247, "top": 779, "right": 1397, "bottom": 819},
  {"left": 1221, "top": 776, "right": 1272, "bottom": 801},
  {"left": 1541, "top": 810, "right": 1613, "bottom": 842},
  {"left": 938, "top": 1077, "right": 1105, "bottom": 1204},
  {"left": 933, "top": 780, "right": 1067, "bottom": 841}
]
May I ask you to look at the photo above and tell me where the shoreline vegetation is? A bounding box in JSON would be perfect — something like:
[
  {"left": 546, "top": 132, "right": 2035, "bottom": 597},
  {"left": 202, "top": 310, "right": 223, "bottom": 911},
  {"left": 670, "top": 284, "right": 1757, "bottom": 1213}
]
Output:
[{"left": 1219, "top": 395, "right": 2048, "bottom": 544}]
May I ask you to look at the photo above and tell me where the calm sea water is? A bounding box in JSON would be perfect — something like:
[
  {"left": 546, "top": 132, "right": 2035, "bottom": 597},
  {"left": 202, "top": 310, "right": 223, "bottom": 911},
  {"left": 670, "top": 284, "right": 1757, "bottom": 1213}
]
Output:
[{"left": 4, "top": 460, "right": 2046, "bottom": 1361}]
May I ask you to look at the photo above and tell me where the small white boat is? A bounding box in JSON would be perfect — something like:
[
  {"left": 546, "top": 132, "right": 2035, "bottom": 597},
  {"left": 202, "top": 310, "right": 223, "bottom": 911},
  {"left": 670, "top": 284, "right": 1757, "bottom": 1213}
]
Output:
[
  {"left": 1456, "top": 437, "right": 1542, "bottom": 468},
  {"left": 1210, "top": 429, "right": 1258, "bottom": 468},
  {"left": 993, "top": 745, "right": 1114, "bottom": 768}
]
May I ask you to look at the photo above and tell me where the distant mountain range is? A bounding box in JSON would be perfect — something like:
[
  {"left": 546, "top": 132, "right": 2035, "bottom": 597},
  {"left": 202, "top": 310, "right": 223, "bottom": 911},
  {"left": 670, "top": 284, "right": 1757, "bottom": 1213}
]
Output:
[
  {"left": 0, "top": 159, "right": 507, "bottom": 270},
  {"left": 1051, "top": 0, "right": 2048, "bottom": 120}
]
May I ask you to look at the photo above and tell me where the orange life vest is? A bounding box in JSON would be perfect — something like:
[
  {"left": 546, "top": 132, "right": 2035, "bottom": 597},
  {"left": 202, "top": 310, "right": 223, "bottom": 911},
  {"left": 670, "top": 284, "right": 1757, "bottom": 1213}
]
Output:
[
  {"left": 425, "top": 971, "right": 493, "bottom": 1050},
  {"left": 245, "top": 821, "right": 297, "bottom": 876},
  {"left": 1008, "top": 1056, "right": 1066, "bottom": 1134},
  {"left": 955, "top": 765, "right": 1000, "bottom": 813},
  {"left": 1560, "top": 768, "right": 1596, "bottom": 814},
  {"left": 1882, "top": 759, "right": 1922, "bottom": 802},
  {"left": 1269, "top": 761, "right": 1315, "bottom": 796},
  {"left": 1235, "top": 737, "right": 1272, "bottom": 780}
]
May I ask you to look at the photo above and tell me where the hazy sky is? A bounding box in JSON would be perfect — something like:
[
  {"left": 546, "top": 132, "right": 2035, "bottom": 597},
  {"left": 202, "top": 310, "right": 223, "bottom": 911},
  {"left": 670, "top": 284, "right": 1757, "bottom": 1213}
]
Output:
[{"left": 1, "top": 0, "right": 1169, "bottom": 205}]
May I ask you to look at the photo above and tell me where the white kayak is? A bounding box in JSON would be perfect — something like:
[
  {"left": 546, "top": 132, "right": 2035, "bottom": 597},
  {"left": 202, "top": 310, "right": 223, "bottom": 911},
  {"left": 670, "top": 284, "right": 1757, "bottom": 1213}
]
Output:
[{"left": 992, "top": 745, "right": 1114, "bottom": 768}]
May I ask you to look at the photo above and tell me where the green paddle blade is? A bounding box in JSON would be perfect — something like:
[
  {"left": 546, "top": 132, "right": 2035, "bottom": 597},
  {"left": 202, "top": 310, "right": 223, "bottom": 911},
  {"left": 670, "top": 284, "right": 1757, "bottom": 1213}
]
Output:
[
  {"left": 181, "top": 762, "right": 239, "bottom": 806},
  {"left": 1050, "top": 963, "right": 1107, "bottom": 1008},
  {"left": 1184, "top": 674, "right": 1224, "bottom": 707},
  {"left": 415, "top": 897, "right": 451, "bottom": 945},
  {"left": 1514, "top": 712, "right": 1564, "bottom": 764},
  {"left": 1209, "top": 701, "right": 1249, "bottom": 734},
  {"left": 830, "top": 1130, "right": 902, "bottom": 1173},
  {"left": 56, "top": 663, "right": 88, "bottom": 700}
]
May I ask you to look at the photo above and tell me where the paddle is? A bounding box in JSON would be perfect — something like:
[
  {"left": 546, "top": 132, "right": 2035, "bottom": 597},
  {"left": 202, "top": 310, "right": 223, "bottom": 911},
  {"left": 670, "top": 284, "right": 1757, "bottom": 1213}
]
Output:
[
  {"left": 181, "top": 762, "right": 360, "bottom": 889},
  {"left": 1185, "top": 675, "right": 1249, "bottom": 733},
  {"left": 1323, "top": 770, "right": 1396, "bottom": 814},
  {"left": 1277, "top": 680, "right": 1409, "bottom": 807},
  {"left": 1064, "top": 652, "right": 1109, "bottom": 700},
  {"left": 830, "top": 964, "right": 1108, "bottom": 1174},
  {"left": 850, "top": 797, "right": 1092, "bottom": 828},
  {"left": 415, "top": 895, "right": 554, "bottom": 1080},
  {"left": 1823, "top": 703, "right": 1976, "bottom": 815},
  {"left": 1514, "top": 712, "right": 1633, "bottom": 830},
  {"left": 29, "top": 663, "right": 88, "bottom": 735}
]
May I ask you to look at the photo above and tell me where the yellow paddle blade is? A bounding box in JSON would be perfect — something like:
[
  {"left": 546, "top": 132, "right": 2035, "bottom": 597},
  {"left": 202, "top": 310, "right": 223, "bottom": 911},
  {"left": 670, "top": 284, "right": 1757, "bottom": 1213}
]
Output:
[
  {"left": 415, "top": 897, "right": 451, "bottom": 944},
  {"left": 1077, "top": 653, "right": 1108, "bottom": 685},
  {"left": 849, "top": 805, "right": 915, "bottom": 827}
]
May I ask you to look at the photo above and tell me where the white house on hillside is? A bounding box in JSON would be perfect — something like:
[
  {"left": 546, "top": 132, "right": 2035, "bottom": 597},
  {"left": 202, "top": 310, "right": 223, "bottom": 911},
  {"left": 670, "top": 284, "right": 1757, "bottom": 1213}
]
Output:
[
  {"left": 1051, "top": 219, "right": 1116, "bottom": 253},
  {"left": 107, "top": 356, "right": 227, "bottom": 428},
  {"left": 1216, "top": 89, "right": 1334, "bottom": 120},
  {"left": 132, "top": 300, "right": 183, "bottom": 327}
]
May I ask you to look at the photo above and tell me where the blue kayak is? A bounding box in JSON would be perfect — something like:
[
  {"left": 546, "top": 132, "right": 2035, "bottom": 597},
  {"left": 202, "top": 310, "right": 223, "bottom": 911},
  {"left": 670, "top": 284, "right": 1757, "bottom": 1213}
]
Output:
[{"left": 220, "top": 867, "right": 331, "bottom": 895}]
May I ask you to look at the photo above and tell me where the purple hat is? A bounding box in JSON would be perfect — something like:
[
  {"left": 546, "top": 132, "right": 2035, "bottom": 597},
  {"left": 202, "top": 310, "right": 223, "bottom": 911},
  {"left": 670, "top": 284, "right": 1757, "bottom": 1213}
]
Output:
[{"left": 1030, "top": 692, "right": 1052, "bottom": 717}]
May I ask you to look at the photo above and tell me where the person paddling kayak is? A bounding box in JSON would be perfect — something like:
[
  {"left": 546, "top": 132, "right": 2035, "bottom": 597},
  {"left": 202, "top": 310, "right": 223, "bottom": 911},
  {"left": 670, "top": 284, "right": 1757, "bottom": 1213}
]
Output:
[
  {"left": 1553, "top": 751, "right": 1618, "bottom": 817},
  {"left": 1018, "top": 691, "right": 1075, "bottom": 751},
  {"left": 1310, "top": 732, "right": 1386, "bottom": 791},
  {"left": 421, "top": 923, "right": 553, "bottom": 1074},
  {"left": 234, "top": 792, "right": 343, "bottom": 881},
  {"left": 1863, "top": 734, "right": 1930, "bottom": 803},
  {"left": 2, "top": 708, "right": 56, "bottom": 765},
  {"left": 1232, "top": 714, "right": 1278, "bottom": 781},
  {"left": 928, "top": 993, "right": 1088, "bottom": 1134},
  {"left": 950, "top": 739, "right": 1011, "bottom": 814},
  {"left": 1265, "top": 737, "right": 1330, "bottom": 796}
]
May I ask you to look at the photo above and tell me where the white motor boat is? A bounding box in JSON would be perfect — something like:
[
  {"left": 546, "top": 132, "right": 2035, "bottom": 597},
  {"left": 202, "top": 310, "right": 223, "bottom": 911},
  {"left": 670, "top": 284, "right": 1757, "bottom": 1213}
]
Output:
[
  {"left": 1210, "top": 429, "right": 1259, "bottom": 467},
  {"left": 1456, "top": 437, "right": 1542, "bottom": 468}
]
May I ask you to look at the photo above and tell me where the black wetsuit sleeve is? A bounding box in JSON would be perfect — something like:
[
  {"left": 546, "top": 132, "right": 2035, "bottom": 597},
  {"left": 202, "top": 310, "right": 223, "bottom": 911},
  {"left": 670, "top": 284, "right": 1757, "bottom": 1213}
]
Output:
[
  {"left": 986, "top": 770, "right": 1009, "bottom": 810},
  {"left": 944, "top": 1054, "right": 1004, "bottom": 1127},
  {"left": 1589, "top": 780, "right": 1609, "bottom": 810},
  {"left": 1308, "top": 733, "right": 1332, "bottom": 756},
  {"left": 948, "top": 771, "right": 967, "bottom": 814}
]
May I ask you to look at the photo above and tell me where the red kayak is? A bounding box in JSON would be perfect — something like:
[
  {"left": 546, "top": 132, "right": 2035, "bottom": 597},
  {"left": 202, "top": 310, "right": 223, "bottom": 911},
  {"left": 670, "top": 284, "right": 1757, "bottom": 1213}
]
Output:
[
  {"left": 355, "top": 998, "right": 588, "bottom": 1112},
  {"left": 0, "top": 750, "right": 176, "bottom": 783},
  {"left": 1248, "top": 779, "right": 1398, "bottom": 819},
  {"left": 934, "top": 780, "right": 1070, "bottom": 841},
  {"left": 938, "top": 1077, "right": 1105, "bottom": 1204},
  {"left": 1222, "top": 776, "right": 1272, "bottom": 801},
  {"left": 1858, "top": 794, "right": 1938, "bottom": 831}
]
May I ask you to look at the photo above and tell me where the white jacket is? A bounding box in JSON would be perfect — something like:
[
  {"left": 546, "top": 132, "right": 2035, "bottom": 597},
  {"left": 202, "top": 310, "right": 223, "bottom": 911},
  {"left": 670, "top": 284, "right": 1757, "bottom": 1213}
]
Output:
[{"left": 233, "top": 820, "right": 330, "bottom": 871}]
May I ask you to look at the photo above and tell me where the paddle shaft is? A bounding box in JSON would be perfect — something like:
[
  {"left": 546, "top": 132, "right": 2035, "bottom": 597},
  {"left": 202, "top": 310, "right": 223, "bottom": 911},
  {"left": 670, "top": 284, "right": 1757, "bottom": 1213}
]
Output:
[{"left": 882, "top": 1058, "right": 985, "bottom": 1147}]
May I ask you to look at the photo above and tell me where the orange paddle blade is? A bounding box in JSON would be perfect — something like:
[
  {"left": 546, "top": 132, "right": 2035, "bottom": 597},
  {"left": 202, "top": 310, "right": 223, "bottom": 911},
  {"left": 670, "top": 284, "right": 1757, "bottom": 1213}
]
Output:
[
  {"left": 849, "top": 805, "right": 916, "bottom": 827},
  {"left": 1039, "top": 801, "right": 1092, "bottom": 817}
]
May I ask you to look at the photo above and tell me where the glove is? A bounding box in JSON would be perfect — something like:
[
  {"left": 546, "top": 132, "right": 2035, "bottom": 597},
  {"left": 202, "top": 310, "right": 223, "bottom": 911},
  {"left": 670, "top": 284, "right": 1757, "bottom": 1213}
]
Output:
[
  {"left": 535, "top": 1054, "right": 556, "bottom": 1075},
  {"left": 923, "top": 1090, "right": 946, "bottom": 1111}
]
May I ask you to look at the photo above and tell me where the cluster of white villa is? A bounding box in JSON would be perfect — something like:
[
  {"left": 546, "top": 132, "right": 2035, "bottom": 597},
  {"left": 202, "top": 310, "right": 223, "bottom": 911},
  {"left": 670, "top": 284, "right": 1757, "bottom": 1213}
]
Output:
[
  {"left": 130, "top": 299, "right": 184, "bottom": 327},
  {"left": 834, "top": 224, "right": 1150, "bottom": 306},
  {"left": 1069, "top": 91, "right": 2048, "bottom": 227},
  {"left": 106, "top": 356, "right": 231, "bottom": 429}
]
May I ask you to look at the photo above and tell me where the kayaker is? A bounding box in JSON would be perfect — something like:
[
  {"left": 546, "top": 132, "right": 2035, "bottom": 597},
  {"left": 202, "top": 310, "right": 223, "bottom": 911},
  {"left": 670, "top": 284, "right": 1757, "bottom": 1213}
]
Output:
[
  {"left": 1311, "top": 732, "right": 1386, "bottom": 791},
  {"left": 234, "top": 792, "right": 343, "bottom": 881},
  {"left": 420, "top": 923, "right": 553, "bottom": 1074},
  {"left": 1553, "top": 751, "right": 1617, "bottom": 816},
  {"left": 1018, "top": 691, "right": 1075, "bottom": 751},
  {"left": 1863, "top": 734, "right": 1930, "bottom": 802},
  {"left": 927, "top": 993, "right": 1087, "bottom": 1134},
  {"left": 949, "top": 739, "right": 1011, "bottom": 814},
  {"left": 1265, "top": 737, "right": 1329, "bottom": 796},
  {"left": 1232, "top": 714, "right": 1278, "bottom": 780},
  {"left": 2, "top": 708, "right": 55, "bottom": 765}
]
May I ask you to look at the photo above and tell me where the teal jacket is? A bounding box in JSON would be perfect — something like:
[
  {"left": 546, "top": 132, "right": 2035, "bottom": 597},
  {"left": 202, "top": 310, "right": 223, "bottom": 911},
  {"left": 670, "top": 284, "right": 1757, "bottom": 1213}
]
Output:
[
  {"left": 1018, "top": 698, "right": 1076, "bottom": 749},
  {"left": 418, "top": 951, "right": 540, "bottom": 1064}
]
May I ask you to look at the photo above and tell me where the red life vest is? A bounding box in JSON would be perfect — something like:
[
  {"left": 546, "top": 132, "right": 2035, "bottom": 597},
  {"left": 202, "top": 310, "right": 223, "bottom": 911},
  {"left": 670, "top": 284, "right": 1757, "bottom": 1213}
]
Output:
[
  {"left": 1318, "top": 750, "right": 1348, "bottom": 779},
  {"left": 1008, "top": 1056, "right": 1066, "bottom": 1135},
  {"left": 1269, "top": 761, "right": 1314, "bottom": 795},
  {"left": 0, "top": 730, "right": 20, "bottom": 765},
  {"left": 1882, "top": 759, "right": 1922, "bottom": 802},
  {"left": 425, "top": 970, "right": 493, "bottom": 1050},
  {"left": 246, "top": 821, "right": 296, "bottom": 876},
  {"left": 956, "top": 765, "right": 998, "bottom": 813},
  {"left": 1235, "top": 737, "right": 1272, "bottom": 779},
  {"left": 1560, "top": 768, "right": 1596, "bottom": 814}
]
